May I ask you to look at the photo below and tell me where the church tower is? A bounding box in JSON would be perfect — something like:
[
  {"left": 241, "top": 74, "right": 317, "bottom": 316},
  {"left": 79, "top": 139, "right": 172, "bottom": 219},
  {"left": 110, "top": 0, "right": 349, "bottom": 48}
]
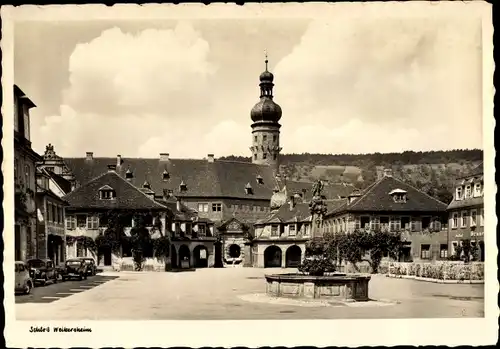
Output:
[{"left": 249, "top": 55, "right": 282, "bottom": 171}]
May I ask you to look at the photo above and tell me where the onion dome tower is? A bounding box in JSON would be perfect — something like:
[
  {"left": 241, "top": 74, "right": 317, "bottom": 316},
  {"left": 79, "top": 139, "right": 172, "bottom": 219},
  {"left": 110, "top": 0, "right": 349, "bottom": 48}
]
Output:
[{"left": 249, "top": 53, "right": 282, "bottom": 171}]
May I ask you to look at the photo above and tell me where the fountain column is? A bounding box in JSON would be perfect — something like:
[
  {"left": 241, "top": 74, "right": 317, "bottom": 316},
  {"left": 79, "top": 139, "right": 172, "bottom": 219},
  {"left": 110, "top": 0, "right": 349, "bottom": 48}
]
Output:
[{"left": 309, "top": 180, "right": 328, "bottom": 239}]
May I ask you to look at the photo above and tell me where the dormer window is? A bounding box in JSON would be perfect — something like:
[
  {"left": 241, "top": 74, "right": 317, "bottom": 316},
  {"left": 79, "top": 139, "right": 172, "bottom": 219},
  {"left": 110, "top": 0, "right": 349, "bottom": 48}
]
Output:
[
  {"left": 256, "top": 175, "right": 264, "bottom": 185},
  {"left": 474, "top": 182, "right": 482, "bottom": 197},
  {"left": 99, "top": 185, "right": 116, "bottom": 200},
  {"left": 143, "top": 180, "right": 151, "bottom": 190},
  {"left": 389, "top": 189, "right": 407, "bottom": 203},
  {"left": 465, "top": 185, "right": 472, "bottom": 199},
  {"left": 125, "top": 169, "right": 133, "bottom": 179},
  {"left": 179, "top": 180, "right": 187, "bottom": 192},
  {"left": 456, "top": 186, "right": 463, "bottom": 200},
  {"left": 162, "top": 169, "right": 170, "bottom": 181},
  {"left": 245, "top": 183, "right": 254, "bottom": 195}
]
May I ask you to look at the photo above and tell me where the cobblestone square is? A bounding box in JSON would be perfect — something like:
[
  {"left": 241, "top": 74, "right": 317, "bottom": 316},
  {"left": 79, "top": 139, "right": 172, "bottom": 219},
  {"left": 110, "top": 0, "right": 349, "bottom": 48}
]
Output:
[{"left": 16, "top": 268, "right": 484, "bottom": 320}]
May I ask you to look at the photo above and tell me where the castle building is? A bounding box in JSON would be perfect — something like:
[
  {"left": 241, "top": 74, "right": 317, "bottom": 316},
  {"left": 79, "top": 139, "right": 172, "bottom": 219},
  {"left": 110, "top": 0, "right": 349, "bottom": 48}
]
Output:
[
  {"left": 37, "top": 58, "right": 355, "bottom": 267},
  {"left": 446, "top": 163, "right": 484, "bottom": 261},
  {"left": 14, "top": 85, "right": 42, "bottom": 261}
]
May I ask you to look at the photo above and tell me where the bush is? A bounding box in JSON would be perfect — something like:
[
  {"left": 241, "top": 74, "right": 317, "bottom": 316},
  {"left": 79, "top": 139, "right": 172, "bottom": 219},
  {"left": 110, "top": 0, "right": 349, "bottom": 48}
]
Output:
[
  {"left": 388, "top": 261, "right": 484, "bottom": 281},
  {"left": 298, "top": 258, "right": 337, "bottom": 276}
]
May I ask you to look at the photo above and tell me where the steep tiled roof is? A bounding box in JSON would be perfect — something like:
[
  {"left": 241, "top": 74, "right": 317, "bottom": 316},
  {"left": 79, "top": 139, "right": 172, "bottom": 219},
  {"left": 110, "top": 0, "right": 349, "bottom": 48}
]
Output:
[
  {"left": 63, "top": 171, "right": 168, "bottom": 211},
  {"left": 63, "top": 157, "right": 354, "bottom": 201},
  {"left": 155, "top": 197, "right": 198, "bottom": 221},
  {"left": 327, "top": 175, "right": 448, "bottom": 215},
  {"left": 458, "top": 162, "right": 483, "bottom": 179},
  {"left": 63, "top": 157, "right": 278, "bottom": 200},
  {"left": 447, "top": 196, "right": 483, "bottom": 210},
  {"left": 255, "top": 202, "right": 311, "bottom": 226}
]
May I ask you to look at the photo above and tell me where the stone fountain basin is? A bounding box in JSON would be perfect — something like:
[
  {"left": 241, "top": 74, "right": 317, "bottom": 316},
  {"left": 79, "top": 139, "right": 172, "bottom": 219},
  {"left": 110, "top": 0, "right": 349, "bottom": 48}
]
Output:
[{"left": 265, "top": 273, "right": 371, "bottom": 302}]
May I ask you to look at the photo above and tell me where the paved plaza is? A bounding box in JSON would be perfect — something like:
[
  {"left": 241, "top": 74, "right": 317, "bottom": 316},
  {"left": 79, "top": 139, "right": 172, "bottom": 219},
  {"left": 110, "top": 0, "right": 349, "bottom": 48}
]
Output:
[{"left": 16, "top": 268, "right": 484, "bottom": 320}]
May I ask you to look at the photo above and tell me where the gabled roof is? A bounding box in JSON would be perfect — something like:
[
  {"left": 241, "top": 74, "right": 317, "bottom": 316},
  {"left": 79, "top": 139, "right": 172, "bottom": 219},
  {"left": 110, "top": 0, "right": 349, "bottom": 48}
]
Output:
[
  {"left": 327, "top": 175, "right": 447, "bottom": 215},
  {"left": 63, "top": 171, "right": 168, "bottom": 211}
]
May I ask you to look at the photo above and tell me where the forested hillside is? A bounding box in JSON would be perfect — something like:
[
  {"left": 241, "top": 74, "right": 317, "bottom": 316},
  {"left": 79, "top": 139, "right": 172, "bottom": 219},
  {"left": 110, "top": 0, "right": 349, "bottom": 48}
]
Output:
[{"left": 220, "top": 149, "right": 483, "bottom": 204}]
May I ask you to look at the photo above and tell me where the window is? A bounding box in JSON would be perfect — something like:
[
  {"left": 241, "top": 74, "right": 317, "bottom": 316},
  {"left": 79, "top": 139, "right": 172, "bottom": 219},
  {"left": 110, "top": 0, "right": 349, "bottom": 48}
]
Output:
[
  {"left": 212, "top": 203, "right": 222, "bottom": 212},
  {"left": 451, "top": 212, "right": 459, "bottom": 229},
  {"left": 47, "top": 203, "right": 53, "bottom": 222},
  {"left": 440, "top": 244, "right": 448, "bottom": 259},
  {"left": 23, "top": 105, "right": 30, "bottom": 140},
  {"left": 410, "top": 218, "right": 419, "bottom": 232},
  {"left": 263, "top": 153, "right": 267, "bottom": 159},
  {"left": 25, "top": 164, "right": 31, "bottom": 187},
  {"left": 474, "top": 182, "right": 482, "bottom": 197},
  {"left": 186, "top": 223, "right": 192, "bottom": 235},
  {"left": 465, "top": 185, "right": 472, "bottom": 199},
  {"left": 370, "top": 217, "right": 380, "bottom": 231},
  {"left": 461, "top": 211, "right": 467, "bottom": 228},
  {"left": 273, "top": 135, "right": 277, "bottom": 142},
  {"left": 470, "top": 209, "right": 477, "bottom": 227},
  {"left": 354, "top": 217, "right": 361, "bottom": 230},
  {"left": 66, "top": 216, "right": 76, "bottom": 230},
  {"left": 77, "top": 215, "right": 87, "bottom": 228},
  {"left": 99, "top": 186, "right": 116, "bottom": 200},
  {"left": 254, "top": 135, "right": 257, "bottom": 142},
  {"left": 179, "top": 181, "right": 187, "bottom": 192},
  {"left": 360, "top": 216, "right": 370, "bottom": 230},
  {"left": 76, "top": 242, "right": 85, "bottom": 257},
  {"left": 256, "top": 175, "right": 264, "bottom": 184},
  {"left": 14, "top": 98, "right": 19, "bottom": 132},
  {"left": 289, "top": 224, "right": 296, "bottom": 236},
  {"left": 273, "top": 154, "right": 277, "bottom": 160},
  {"left": 420, "top": 244, "right": 431, "bottom": 259},
  {"left": 422, "top": 216, "right": 431, "bottom": 230},
  {"left": 480, "top": 208, "right": 484, "bottom": 226},
  {"left": 401, "top": 216, "right": 411, "bottom": 230},
  {"left": 245, "top": 184, "right": 254, "bottom": 195},
  {"left": 456, "top": 187, "right": 463, "bottom": 200},
  {"left": 162, "top": 170, "right": 170, "bottom": 181},
  {"left": 198, "top": 224, "right": 206, "bottom": 237},
  {"left": 451, "top": 241, "right": 459, "bottom": 256},
  {"left": 52, "top": 204, "right": 57, "bottom": 224},
  {"left": 86, "top": 216, "right": 99, "bottom": 229},
  {"left": 198, "top": 203, "right": 209, "bottom": 213},
  {"left": 390, "top": 216, "right": 401, "bottom": 232},
  {"left": 271, "top": 225, "right": 279, "bottom": 237},
  {"left": 254, "top": 154, "right": 257, "bottom": 160},
  {"left": 263, "top": 135, "right": 267, "bottom": 142}
]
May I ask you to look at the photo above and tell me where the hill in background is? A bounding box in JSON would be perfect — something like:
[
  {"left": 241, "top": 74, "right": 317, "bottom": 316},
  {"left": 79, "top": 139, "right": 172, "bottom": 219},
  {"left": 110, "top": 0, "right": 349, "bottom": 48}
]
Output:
[{"left": 220, "top": 149, "right": 483, "bottom": 204}]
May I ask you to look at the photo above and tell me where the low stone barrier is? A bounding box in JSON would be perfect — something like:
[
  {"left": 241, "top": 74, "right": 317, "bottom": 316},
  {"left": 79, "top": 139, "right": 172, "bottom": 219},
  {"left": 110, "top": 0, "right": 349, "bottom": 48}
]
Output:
[
  {"left": 265, "top": 273, "right": 371, "bottom": 302},
  {"left": 386, "top": 261, "right": 484, "bottom": 281},
  {"left": 112, "top": 257, "right": 165, "bottom": 272}
]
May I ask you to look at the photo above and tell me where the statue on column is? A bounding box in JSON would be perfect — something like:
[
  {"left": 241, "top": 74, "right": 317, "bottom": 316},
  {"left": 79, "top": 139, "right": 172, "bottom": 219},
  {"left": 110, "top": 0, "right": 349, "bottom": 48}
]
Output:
[{"left": 309, "top": 180, "right": 327, "bottom": 238}]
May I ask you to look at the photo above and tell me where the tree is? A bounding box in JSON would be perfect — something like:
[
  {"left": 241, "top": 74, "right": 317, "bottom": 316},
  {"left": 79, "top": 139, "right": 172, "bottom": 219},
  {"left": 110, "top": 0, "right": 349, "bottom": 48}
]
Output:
[
  {"left": 298, "top": 237, "right": 337, "bottom": 276},
  {"left": 129, "top": 215, "right": 153, "bottom": 271}
]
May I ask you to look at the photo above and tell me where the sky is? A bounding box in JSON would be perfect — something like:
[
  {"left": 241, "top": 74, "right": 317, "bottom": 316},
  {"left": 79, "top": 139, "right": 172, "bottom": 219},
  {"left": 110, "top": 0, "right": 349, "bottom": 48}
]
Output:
[{"left": 14, "top": 15, "right": 483, "bottom": 159}]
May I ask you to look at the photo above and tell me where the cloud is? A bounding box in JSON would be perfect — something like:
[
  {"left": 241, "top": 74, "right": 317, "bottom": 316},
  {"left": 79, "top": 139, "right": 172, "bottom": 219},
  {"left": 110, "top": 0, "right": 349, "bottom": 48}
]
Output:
[{"left": 274, "top": 18, "right": 483, "bottom": 152}]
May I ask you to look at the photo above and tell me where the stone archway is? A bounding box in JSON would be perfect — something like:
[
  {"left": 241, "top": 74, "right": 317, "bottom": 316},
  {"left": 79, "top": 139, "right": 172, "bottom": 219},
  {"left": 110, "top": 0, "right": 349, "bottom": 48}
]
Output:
[
  {"left": 264, "top": 245, "right": 282, "bottom": 268},
  {"left": 229, "top": 244, "right": 241, "bottom": 258},
  {"left": 285, "top": 245, "right": 302, "bottom": 267},
  {"left": 193, "top": 245, "right": 209, "bottom": 268},
  {"left": 170, "top": 245, "right": 178, "bottom": 269},
  {"left": 178, "top": 244, "right": 191, "bottom": 268}
]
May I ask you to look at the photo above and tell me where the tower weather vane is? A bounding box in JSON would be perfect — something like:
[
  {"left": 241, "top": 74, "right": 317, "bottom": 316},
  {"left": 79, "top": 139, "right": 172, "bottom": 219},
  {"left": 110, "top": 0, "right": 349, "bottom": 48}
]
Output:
[{"left": 264, "top": 49, "right": 268, "bottom": 70}]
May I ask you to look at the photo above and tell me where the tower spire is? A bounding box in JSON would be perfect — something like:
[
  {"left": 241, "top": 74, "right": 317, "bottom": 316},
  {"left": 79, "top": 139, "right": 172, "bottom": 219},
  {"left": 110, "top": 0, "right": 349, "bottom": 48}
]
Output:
[{"left": 264, "top": 49, "right": 268, "bottom": 71}]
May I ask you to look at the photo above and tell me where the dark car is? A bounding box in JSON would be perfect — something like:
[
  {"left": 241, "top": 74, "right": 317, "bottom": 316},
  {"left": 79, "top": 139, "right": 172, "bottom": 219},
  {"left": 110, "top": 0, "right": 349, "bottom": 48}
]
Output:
[
  {"left": 26, "top": 258, "right": 58, "bottom": 286},
  {"left": 78, "top": 257, "right": 97, "bottom": 276},
  {"left": 60, "top": 259, "right": 88, "bottom": 281}
]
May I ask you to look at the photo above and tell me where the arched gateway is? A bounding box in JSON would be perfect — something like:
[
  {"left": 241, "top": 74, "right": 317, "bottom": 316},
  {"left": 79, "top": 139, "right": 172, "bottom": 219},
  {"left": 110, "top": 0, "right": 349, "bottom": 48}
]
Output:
[
  {"left": 264, "top": 245, "right": 282, "bottom": 268},
  {"left": 285, "top": 245, "right": 302, "bottom": 267},
  {"left": 193, "top": 245, "right": 209, "bottom": 268}
]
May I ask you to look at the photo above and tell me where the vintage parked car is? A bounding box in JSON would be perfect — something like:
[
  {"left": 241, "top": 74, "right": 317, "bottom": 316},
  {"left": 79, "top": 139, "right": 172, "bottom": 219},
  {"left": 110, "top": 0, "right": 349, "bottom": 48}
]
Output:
[
  {"left": 15, "top": 261, "right": 34, "bottom": 294},
  {"left": 78, "top": 257, "right": 98, "bottom": 276},
  {"left": 26, "top": 258, "right": 58, "bottom": 286},
  {"left": 60, "top": 259, "right": 88, "bottom": 281}
]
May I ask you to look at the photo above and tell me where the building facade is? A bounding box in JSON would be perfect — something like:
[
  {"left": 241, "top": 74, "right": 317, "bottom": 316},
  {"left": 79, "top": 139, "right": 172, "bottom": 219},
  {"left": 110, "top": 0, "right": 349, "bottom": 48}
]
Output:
[
  {"left": 14, "top": 85, "right": 42, "bottom": 261},
  {"left": 35, "top": 168, "right": 68, "bottom": 264},
  {"left": 446, "top": 163, "right": 484, "bottom": 261},
  {"left": 323, "top": 169, "right": 449, "bottom": 262}
]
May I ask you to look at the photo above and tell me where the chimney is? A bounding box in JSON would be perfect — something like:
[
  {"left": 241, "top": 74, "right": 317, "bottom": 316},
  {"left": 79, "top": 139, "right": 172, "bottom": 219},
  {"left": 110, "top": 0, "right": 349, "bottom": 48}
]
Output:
[
  {"left": 107, "top": 164, "right": 117, "bottom": 172},
  {"left": 207, "top": 154, "right": 215, "bottom": 163},
  {"left": 86, "top": 152, "right": 93, "bottom": 161},
  {"left": 117, "top": 155, "right": 122, "bottom": 168},
  {"left": 176, "top": 198, "right": 181, "bottom": 212},
  {"left": 383, "top": 168, "right": 393, "bottom": 178},
  {"left": 160, "top": 153, "right": 170, "bottom": 161}
]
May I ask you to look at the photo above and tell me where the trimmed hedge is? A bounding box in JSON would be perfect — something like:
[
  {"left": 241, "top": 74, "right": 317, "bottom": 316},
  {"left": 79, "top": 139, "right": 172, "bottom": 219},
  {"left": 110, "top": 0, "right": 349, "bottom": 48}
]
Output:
[{"left": 386, "top": 261, "right": 484, "bottom": 281}]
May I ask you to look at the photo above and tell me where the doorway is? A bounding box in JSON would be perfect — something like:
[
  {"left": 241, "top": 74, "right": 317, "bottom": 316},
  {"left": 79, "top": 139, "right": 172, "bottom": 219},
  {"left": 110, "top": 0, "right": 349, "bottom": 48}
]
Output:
[{"left": 264, "top": 245, "right": 282, "bottom": 268}]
